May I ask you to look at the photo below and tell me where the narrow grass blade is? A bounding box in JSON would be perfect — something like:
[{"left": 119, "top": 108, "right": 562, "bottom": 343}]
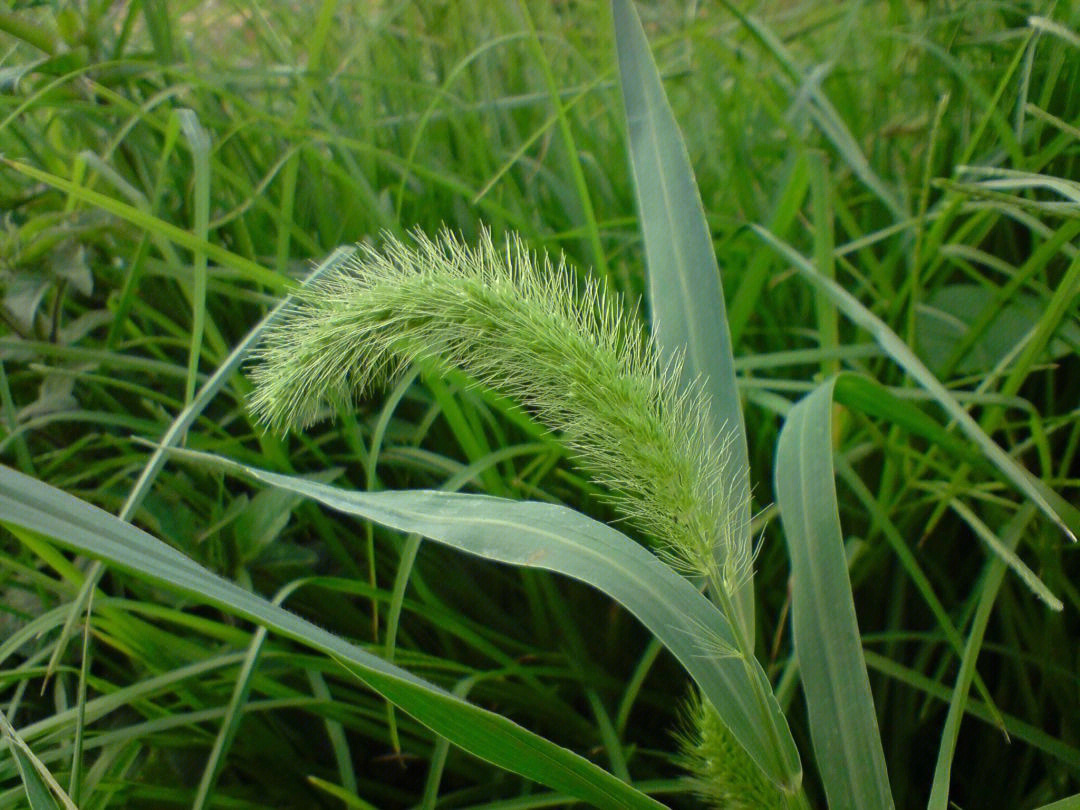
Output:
[
  {"left": 0, "top": 709, "right": 76, "bottom": 810},
  {"left": 0, "top": 466, "right": 667, "bottom": 810},
  {"left": 775, "top": 378, "right": 894, "bottom": 810},
  {"left": 754, "top": 224, "right": 1079, "bottom": 543},
  {"left": 949, "top": 501, "right": 1060, "bottom": 610},
  {"left": 176, "top": 109, "right": 211, "bottom": 405},
  {"left": 612, "top": 0, "right": 753, "bottom": 640},
  {"left": 927, "top": 506, "right": 1037, "bottom": 809},
  {"left": 861, "top": 651, "right": 1080, "bottom": 771},
  {"left": 0, "top": 158, "right": 285, "bottom": 291},
  {"left": 163, "top": 447, "right": 803, "bottom": 791}
]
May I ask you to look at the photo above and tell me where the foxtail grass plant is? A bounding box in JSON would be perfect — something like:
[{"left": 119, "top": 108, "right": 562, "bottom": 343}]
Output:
[
  {"left": 3, "top": 0, "right": 1079, "bottom": 807},
  {"left": 248, "top": 226, "right": 800, "bottom": 805}
]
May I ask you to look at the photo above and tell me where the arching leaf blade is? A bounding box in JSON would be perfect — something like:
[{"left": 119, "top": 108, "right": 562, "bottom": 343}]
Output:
[
  {"left": 0, "top": 465, "right": 666, "bottom": 810},
  {"left": 165, "top": 447, "right": 803, "bottom": 791}
]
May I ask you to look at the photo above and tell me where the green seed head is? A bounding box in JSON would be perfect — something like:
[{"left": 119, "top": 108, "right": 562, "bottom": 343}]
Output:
[
  {"left": 677, "top": 690, "right": 787, "bottom": 810},
  {"left": 249, "top": 227, "right": 750, "bottom": 590}
]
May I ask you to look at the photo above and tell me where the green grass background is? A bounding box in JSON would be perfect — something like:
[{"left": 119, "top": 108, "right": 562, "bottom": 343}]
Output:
[{"left": 1, "top": 0, "right": 1078, "bottom": 807}]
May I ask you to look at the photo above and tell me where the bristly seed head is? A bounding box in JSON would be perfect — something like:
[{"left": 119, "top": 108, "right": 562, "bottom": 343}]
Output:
[
  {"left": 676, "top": 690, "right": 787, "bottom": 809},
  {"left": 248, "top": 227, "right": 751, "bottom": 590}
]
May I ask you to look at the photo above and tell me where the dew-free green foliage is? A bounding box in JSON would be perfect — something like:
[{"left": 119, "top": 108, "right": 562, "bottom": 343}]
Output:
[{"left": 1, "top": 0, "right": 1079, "bottom": 809}]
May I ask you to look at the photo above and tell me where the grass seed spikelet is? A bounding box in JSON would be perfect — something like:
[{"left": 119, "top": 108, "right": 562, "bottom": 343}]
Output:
[
  {"left": 249, "top": 228, "right": 751, "bottom": 590},
  {"left": 676, "top": 690, "right": 787, "bottom": 809}
]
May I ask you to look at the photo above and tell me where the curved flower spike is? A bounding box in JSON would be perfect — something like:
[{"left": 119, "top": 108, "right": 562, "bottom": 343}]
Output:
[{"left": 249, "top": 228, "right": 750, "bottom": 591}]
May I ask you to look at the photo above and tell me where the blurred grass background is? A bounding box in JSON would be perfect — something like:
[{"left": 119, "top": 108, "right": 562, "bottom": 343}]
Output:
[{"left": 1, "top": 0, "right": 1078, "bottom": 807}]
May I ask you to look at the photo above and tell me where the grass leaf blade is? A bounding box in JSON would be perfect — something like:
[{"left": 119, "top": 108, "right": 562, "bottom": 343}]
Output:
[
  {"left": 166, "top": 447, "right": 803, "bottom": 791},
  {"left": 0, "top": 465, "right": 666, "bottom": 810},
  {"left": 612, "top": 0, "right": 753, "bottom": 639},
  {"left": 775, "top": 378, "right": 894, "bottom": 810}
]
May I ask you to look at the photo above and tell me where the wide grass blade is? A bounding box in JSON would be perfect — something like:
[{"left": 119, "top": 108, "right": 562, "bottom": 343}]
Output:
[
  {"left": 0, "top": 467, "right": 666, "bottom": 810},
  {"left": 161, "top": 447, "right": 803, "bottom": 791},
  {"left": 775, "top": 378, "right": 894, "bottom": 810},
  {"left": 612, "top": 0, "right": 753, "bottom": 641}
]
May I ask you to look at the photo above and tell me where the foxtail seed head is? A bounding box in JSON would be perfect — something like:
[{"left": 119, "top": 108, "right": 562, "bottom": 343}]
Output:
[
  {"left": 676, "top": 690, "right": 787, "bottom": 809},
  {"left": 249, "top": 228, "right": 751, "bottom": 591}
]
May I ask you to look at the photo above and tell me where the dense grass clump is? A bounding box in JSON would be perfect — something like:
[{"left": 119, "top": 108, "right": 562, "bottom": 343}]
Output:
[{"left": 1, "top": 1, "right": 1078, "bottom": 808}]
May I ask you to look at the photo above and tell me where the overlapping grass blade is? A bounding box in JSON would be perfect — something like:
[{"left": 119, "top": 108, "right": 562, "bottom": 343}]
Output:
[
  {"left": 160, "top": 447, "right": 803, "bottom": 791},
  {"left": 0, "top": 709, "right": 73, "bottom": 810},
  {"left": 775, "top": 377, "right": 894, "bottom": 810},
  {"left": 0, "top": 466, "right": 666, "bottom": 810},
  {"left": 612, "top": 0, "right": 754, "bottom": 640}
]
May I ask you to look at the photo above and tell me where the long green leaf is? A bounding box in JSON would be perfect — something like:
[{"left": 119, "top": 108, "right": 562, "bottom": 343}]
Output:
[
  {"left": 161, "top": 447, "right": 803, "bottom": 791},
  {"left": 775, "top": 378, "right": 894, "bottom": 810},
  {"left": 0, "top": 467, "right": 665, "bottom": 810},
  {"left": 612, "top": 0, "right": 754, "bottom": 642}
]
